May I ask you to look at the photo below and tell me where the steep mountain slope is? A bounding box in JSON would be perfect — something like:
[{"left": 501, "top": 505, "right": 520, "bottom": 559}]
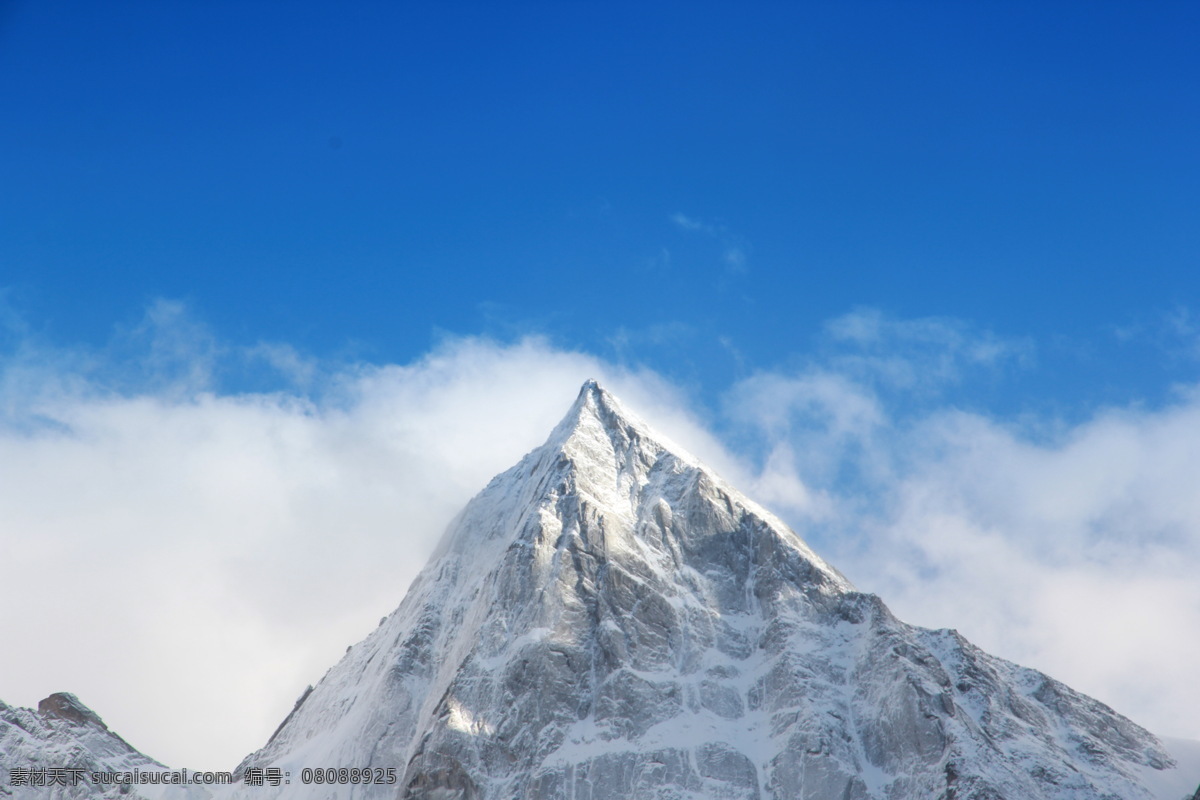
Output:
[{"left": 229, "top": 381, "right": 1188, "bottom": 799}]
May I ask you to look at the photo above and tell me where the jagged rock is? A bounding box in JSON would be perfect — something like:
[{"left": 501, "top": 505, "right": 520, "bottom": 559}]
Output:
[{"left": 38, "top": 692, "right": 108, "bottom": 730}]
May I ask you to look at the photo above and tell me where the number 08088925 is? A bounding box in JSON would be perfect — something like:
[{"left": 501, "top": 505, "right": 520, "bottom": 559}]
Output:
[{"left": 299, "top": 767, "right": 397, "bottom": 785}]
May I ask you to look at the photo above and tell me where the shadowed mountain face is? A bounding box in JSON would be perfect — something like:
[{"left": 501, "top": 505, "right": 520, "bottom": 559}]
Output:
[{"left": 228, "top": 381, "right": 1178, "bottom": 800}]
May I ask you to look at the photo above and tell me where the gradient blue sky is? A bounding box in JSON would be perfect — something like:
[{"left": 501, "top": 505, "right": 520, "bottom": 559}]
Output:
[
  {"left": 4, "top": 1, "right": 1198, "bottom": 413},
  {"left": 4, "top": 0, "right": 1200, "bottom": 771}
]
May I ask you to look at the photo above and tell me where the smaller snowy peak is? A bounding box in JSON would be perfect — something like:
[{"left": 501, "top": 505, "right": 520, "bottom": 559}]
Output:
[{"left": 1, "top": 693, "right": 168, "bottom": 800}]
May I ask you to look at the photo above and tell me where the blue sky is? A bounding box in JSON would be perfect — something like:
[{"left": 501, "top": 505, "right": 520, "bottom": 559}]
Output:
[
  {"left": 4, "top": 1, "right": 1199, "bottom": 412},
  {"left": 3, "top": 0, "right": 1200, "bottom": 772}
]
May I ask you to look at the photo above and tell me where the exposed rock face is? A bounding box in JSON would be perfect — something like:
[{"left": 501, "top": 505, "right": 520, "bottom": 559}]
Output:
[
  {"left": 38, "top": 693, "right": 109, "bottom": 730},
  {"left": 228, "top": 381, "right": 1182, "bottom": 799},
  {"left": 0, "top": 693, "right": 165, "bottom": 799}
]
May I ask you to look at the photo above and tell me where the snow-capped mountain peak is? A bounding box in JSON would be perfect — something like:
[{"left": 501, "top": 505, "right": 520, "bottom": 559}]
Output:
[
  {"left": 6, "top": 381, "right": 1194, "bottom": 800},
  {"left": 225, "top": 381, "right": 1187, "bottom": 799}
]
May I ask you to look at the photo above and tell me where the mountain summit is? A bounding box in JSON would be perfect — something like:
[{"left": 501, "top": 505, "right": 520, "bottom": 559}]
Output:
[{"left": 230, "top": 381, "right": 1183, "bottom": 799}]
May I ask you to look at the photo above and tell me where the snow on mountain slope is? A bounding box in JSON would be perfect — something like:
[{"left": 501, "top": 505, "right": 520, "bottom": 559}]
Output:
[
  {"left": 223, "top": 380, "right": 1192, "bottom": 799},
  {"left": 0, "top": 693, "right": 178, "bottom": 800}
]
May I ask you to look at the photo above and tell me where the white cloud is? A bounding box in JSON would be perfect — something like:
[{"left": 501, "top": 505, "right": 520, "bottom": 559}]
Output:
[
  {"left": 669, "top": 212, "right": 751, "bottom": 275},
  {"left": 723, "top": 247, "right": 748, "bottom": 274},
  {"left": 724, "top": 327, "right": 1200, "bottom": 743},
  {"left": 1112, "top": 305, "right": 1200, "bottom": 363},
  {"left": 669, "top": 212, "right": 706, "bottom": 232},
  {"left": 857, "top": 403, "right": 1200, "bottom": 741},
  {"left": 744, "top": 441, "right": 833, "bottom": 521},
  {"left": 820, "top": 307, "right": 1034, "bottom": 391}
]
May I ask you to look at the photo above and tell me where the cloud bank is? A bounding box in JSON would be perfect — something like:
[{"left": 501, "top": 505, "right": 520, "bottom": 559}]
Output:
[
  {"left": 726, "top": 316, "right": 1200, "bottom": 746},
  {"left": 1, "top": 303, "right": 1197, "bottom": 771}
]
